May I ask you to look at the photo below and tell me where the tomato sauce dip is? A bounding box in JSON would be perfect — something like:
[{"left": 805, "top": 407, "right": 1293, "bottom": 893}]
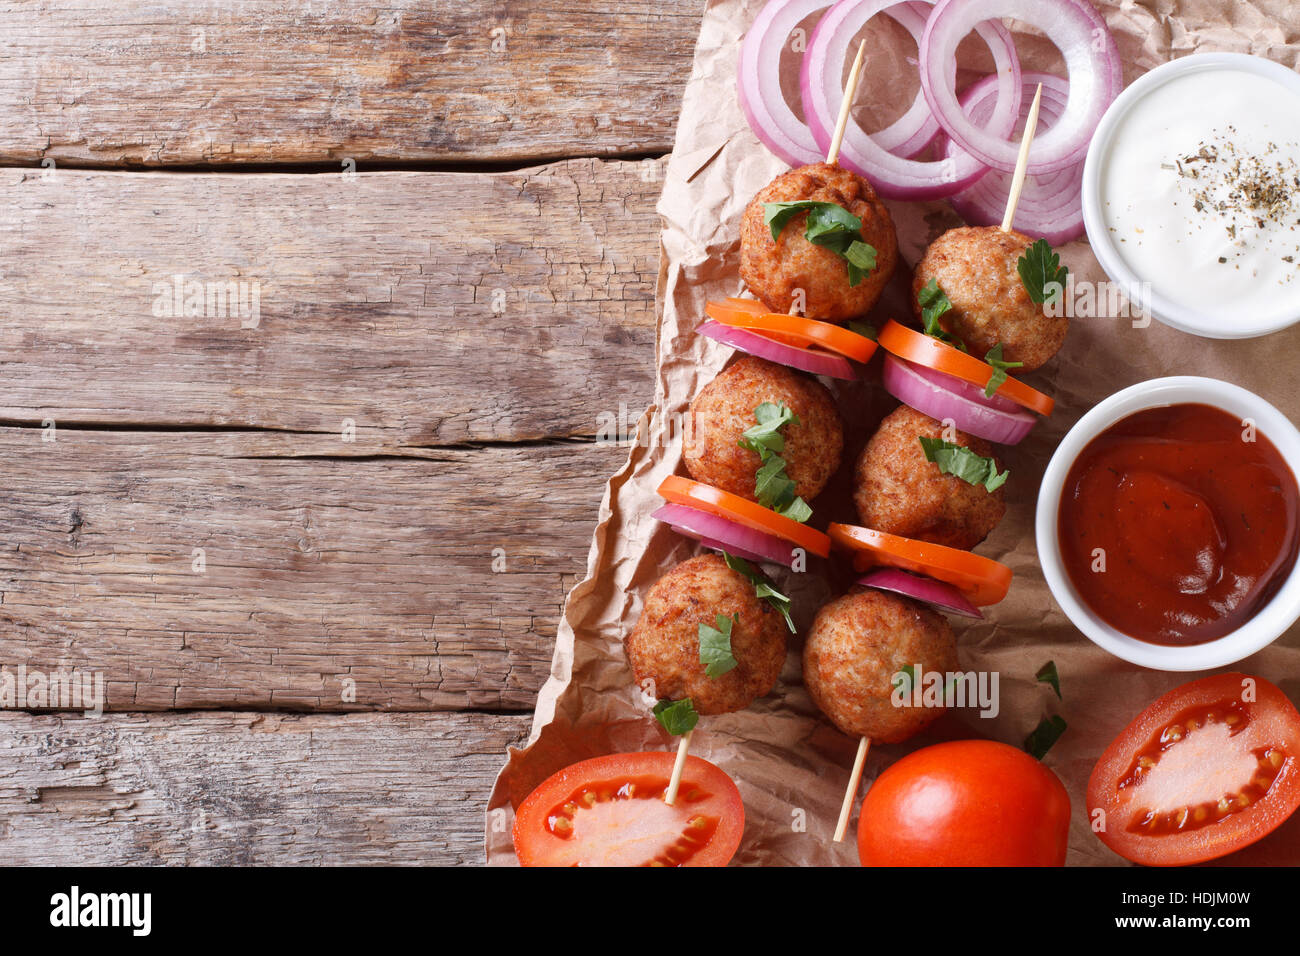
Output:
[{"left": 1058, "top": 403, "right": 1300, "bottom": 646}]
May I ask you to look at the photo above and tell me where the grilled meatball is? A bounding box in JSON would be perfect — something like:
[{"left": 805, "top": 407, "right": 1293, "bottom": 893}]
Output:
[
  {"left": 740, "top": 162, "right": 898, "bottom": 323},
  {"left": 684, "top": 356, "right": 843, "bottom": 502},
  {"left": 912, "top": 225, "right": 1066, "bottom": 372},
  {"left": 627, "top": 554, "right": 787, "bottom": 715},
  {"left": 853, "top": 404, "right": 1006, "bottom": 550},
  {"left": 802, "top": 589, "right": 959, "bottom": 743}
]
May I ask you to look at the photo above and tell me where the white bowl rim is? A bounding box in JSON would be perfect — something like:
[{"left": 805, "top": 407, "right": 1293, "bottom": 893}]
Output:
[
  {"left": 1081, "top": 52, "right": 1300, "bottom": 340},
  {"left": 1035, "top": 376, "right": 1300, "bottom": 671}
]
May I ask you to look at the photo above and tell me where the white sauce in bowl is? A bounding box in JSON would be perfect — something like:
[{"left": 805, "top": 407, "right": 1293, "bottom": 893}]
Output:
[{"left": 1099, "top": 68, "right": 1300, "bottom": 329}]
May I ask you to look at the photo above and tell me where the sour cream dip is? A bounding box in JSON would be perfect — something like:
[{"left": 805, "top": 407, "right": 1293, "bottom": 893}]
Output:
[{"left": 1083, "top": 54, "right": 1300, "bottom": 338}]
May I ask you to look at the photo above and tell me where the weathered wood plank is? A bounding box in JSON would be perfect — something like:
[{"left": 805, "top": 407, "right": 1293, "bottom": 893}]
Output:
[
  {"left": 0, "top": 428, "right": 633, "bottom": 711},
  {"left": 0, "top": 0, "right": 700, "bottom": 167},
  {"left": 0, "top": 710, "right": 528, "bottom": 865},
  {"left": 0, "top": 160, "right": 659, "bottom": 443}
]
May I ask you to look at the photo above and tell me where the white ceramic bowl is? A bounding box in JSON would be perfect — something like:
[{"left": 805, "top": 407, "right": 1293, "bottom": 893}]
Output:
[
  {"left": 1082, "top": 52, "right": 1300, "bottom": 339},
  {"left": 1036, "top": 377, "right": 1300, "bottom": 671}
]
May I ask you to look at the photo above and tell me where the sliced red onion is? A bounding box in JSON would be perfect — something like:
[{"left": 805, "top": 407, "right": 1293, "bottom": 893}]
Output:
[
  {"left": 858, "top": 568, "right": 982, "bottom": 618},
  {"left": 652, "top": 504, "right": 798, "bottom": 568},
  {"left": 920, "top": 0, "right": 1120, "bottom": 174},
  {"left": 699, "top": 320, "right": 856, "bottom": 380},
  {"left": 737, "top": 0, "right": 961, "bottom": 167},
  {"left": 802, "top": 0, "right": 1022, "bottom": 200},
  {"left": 902, "top": 351, "right": 1023, "bottom": 414},
  {"left": 940, "top": 72, "right": 1086, "bottom": 244},
  {"left": 881, "top": 353, "right": 1037, "bottom": 445},
  {"left": 738, "top": 0, "right": 833, "bottom": 168}
]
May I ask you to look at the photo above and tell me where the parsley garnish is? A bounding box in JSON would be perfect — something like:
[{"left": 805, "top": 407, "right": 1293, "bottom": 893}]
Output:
[
  {"left": 653, "top": 698, "right": 699, "bottom": 736},
  {"left": 738, "top": 402, "right": 797, "bottom": 457},
  {"left": 892, "top": 663, "right": 917, "bottom": 696},
  {"left": 1036, "top": 661, "right": 1062, "bottom": 700},
  {"left": 723, "top": 552, "right": 796, "bottom": 633},
  {"left": 739, "top": 403, "right": 812, "bottom": 522},
  {"left": 917, "top": 279, "right": 965, "bottom": 350},
  {"left": 1024, "top": 715, "right": 1068, "bottom": 760},
  {"left": 1017, "top": 238, "right": 1068, "bottom": 305},
  {"left": 848, "top": 321, "right": 878, "bottom": 341},
  {"left": 698, "top": 613, "right": 740, "bottom": 679},
  {"left": 763, "top": 201, "right": 877, "bottom": 287},
  {"left": 918, "top": 437, "right": 1010, "bottom": 492},
  {"left": 983, "top": 343, "right": 1024, "bottom": 398}
]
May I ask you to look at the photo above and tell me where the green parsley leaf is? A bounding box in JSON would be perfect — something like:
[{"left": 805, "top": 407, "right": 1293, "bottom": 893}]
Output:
[
  {"left": 763, "top": 200, "right": 877, "bottom": 288},
  {"left": 1017, "top": 238, "right": 1069, "bottom": 305},
  {"left": 740, "top": 403, "right": 812, "bottom": 523},
  {"left": 917, "top": 279, "right": 965, "bottom": 350},
  {"left": 918, "top": 437, "right": 1010, "bottom": 493},
  {"left": 723, "top": 552, "right": 796, "bottom": 633},
  {"left": 1036, "top": 660, "right": 1062, "bottom": 700},
  {"left": 653, "top": 698, "right": 699, "bottom": 736},
  {"left": 737, "top": 402, "right": 798, "bottom": 457},
  {"left": 983, "top": 343, "right": 1024, "bottom": 398},
  {"left": 1024, "top": 715, "right": 1068, "bottom": 760},
  {"left": 893, "top": 664, "right": 917, "bottom": 696},
  {"left": 698, "top": 613, "right": 740, "bottom": 679},
  {"left": 848, "top": 321, "right": 878, "bottom": 341}
]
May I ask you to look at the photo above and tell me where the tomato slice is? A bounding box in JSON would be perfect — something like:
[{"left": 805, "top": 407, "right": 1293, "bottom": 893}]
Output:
[
  {"left": 877, "top": 320, "right": 1054, "bottom": 417},
  {"left": 828, "top": 522, "right": 1012, "bottom": 607},
  {"left": 1087, "top": 673, "right": 1300, "bottom": 867},
  {"left": 512, "top": 752, "right": 745, "bottom": 867},
  {"left": 705, "top": 298, "right": 879, "bottom": 363},
  {"left": 659, "top": 475, "right": 831, "bottom": 558}
]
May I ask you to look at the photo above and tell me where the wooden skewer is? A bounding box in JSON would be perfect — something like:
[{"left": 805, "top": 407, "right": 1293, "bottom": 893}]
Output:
[
  {"left": 825, "top": 39, "right": 868, "bottom": 167},
  {"left": 1000, "top": 82, "right": 1044, "bottom": 233},
  {"left": 663, "top": 729, "right": 694, "bottom": 806},
  {"left": 833, "top": 735, "right": 871, "bottom": 842}
]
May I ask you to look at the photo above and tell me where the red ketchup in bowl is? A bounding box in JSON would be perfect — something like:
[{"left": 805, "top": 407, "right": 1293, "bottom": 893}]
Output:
[{"left": 1058, "top": 403, "right": 1300, "bottom": 646}]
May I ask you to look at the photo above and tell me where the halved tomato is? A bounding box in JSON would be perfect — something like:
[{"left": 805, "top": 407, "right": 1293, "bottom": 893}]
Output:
[
  {"left": 513, "top": 752, "right": 745, "bottom": 867},
  {"left": 705, "top": 298, "right": 879, "bottom": 363},
  {"left": 1087, "top": 672, "right": 1300, "bottom": 867},
  {"left": 877, "top": 320, "right": 1054, "bottom": 417},
  {"left": 828, "top": 522, "right": 1012, "bottom": 606},
  {"left": 659, "top": 475, "right": 831, "bottom": 558}
]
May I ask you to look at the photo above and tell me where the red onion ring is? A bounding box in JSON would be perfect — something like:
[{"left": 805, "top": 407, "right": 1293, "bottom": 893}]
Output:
[
  {"left": 737, "top": 0, "right": 960, "bottom": 167},
  {"left": 919, "top": 0, "right": 1121, "bottom": 174},
  {"left": 698, "top": 319, "right": 856, "bottom": 380},
  {"left": 738, "top": 0, "right": 833, "bottom": 168},
  {"left": 857, "top": 568, "right": 983, "bottom": 618},
  {"left": 652, "top": 503, "right": 798, "bottom": 567},
  {"left": 881, "top": 353, "right": 1037, "bottom": 445},
  {"left": 801, "top": 0, "right": 1022, "bottom": 200},
  {"left": 941, "top": 72, "right": 1086, "bottom": 244}
]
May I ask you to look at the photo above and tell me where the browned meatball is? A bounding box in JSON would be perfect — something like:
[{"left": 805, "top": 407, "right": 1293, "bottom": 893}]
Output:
[
  {"left": 912, "top": 225, "right": 1067, "bottom": 372},
  {"left": 626, "top": 554, "right": 787, "bottom": 715},
  {"left": 853, "top": 404, "right": 1006, "bottom": 550},
  {"left": 740, "top": 162, "right": 898, "bottom": 323},
  {"left": 684, "top": 356, "right": 843, "bottom": 502},
  {"left": 802, "top": 589, "right": 959, "bottom": 743}
]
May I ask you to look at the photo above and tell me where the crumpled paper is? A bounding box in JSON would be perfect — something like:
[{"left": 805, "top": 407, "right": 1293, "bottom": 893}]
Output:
[{"left": 486, "top": 0, "right": 1300, "bottom": 866}]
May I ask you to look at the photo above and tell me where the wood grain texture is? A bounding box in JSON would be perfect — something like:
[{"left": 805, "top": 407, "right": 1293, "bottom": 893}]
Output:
[
  {"left": 0, "top": 427, "right": 640, "bottom": 711},
  {"left": 0, "top": 160, "right": 660, "bottom": 443},
  {"left": 0, "top": 710, "right": 529, "bottom": 864},
  {"left": 0, "top": 0, "right": 700, "bottom": 167}
]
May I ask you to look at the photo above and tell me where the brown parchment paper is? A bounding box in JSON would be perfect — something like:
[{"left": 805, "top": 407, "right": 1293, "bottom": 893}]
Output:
[{"left": 486, "top": 0, "right": 1300, "bottom": 866}]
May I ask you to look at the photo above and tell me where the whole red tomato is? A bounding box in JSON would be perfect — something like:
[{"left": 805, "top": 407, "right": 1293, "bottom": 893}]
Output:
[{"left": 858, "top": 739, "right": 1071, "bottom": 866}]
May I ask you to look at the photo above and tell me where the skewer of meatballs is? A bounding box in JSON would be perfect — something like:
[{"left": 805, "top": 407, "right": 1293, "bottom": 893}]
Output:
[{"left": 630, "top": 46, "right": 873, "bottom": 803}]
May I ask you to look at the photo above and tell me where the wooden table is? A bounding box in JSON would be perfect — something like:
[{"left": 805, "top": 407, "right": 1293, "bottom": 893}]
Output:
[{"left": 0, "top": 0, "right": 701, "bottom": 865}]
